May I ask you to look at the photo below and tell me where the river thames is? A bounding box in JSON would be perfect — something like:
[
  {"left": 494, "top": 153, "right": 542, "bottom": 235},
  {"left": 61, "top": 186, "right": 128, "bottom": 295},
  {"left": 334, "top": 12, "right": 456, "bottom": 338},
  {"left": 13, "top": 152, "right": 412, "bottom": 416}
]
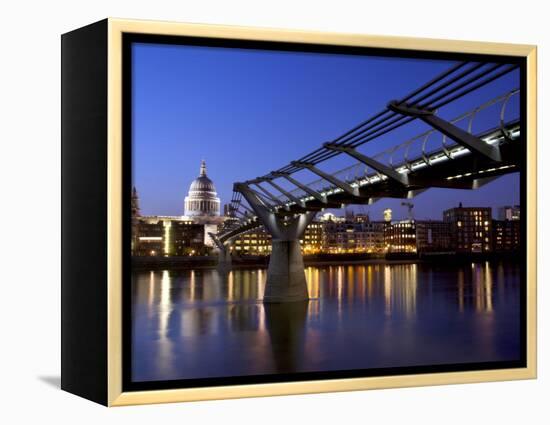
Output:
[{"left": 131, "top": 261, "right": 522, "bottom": 383}]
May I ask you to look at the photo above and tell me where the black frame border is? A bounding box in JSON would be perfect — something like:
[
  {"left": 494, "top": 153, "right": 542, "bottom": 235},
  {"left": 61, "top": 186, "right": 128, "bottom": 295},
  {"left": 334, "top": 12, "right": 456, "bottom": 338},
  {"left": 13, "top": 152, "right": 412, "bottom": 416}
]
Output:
[{"left": 121, "top": 33, "right": 528, "bottom": 393}]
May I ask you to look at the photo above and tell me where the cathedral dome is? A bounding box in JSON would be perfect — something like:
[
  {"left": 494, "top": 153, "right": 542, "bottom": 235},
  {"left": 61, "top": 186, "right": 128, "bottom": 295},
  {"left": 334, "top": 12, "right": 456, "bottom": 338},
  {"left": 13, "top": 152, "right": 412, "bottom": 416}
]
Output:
[
  {"left": 184, "top": 160, "right": 221, "bottom": 218},
  {"left": 189, "top": 174, "right": 216, "bottom": 193}
]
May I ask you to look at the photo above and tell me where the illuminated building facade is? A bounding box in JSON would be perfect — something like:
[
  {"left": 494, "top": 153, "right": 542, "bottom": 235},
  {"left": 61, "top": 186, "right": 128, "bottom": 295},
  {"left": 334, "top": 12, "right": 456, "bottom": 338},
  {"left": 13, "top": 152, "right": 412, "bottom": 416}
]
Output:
[
  {"left": 231, "top": 208, "right": 522, "bottom": 257},
  {"left": 302, "top": 222, "right": 324, "bottom": 254},
  {"left": 232, "top": 222, "right": 326, "bottom": 255},
  {"left": 134, "top": 220, "right": 164, "bottom": 256},
  {"left": 233, "top": 229, "right": 272, "bottom": 254},
  {"left": 322, "top": 220, "right": 385, "bottom": 253},
  {"left": 384, "top": 220, "right": 417, "bottom": 253},
  {"left": 134, "top": 217, "right": 209, "bottom": 256},
  {"left": 231, "top": 218, "right": 385, "bottom": 255},
  {"left": 443, "top": 204, "right": 492, "bottom": 253}
]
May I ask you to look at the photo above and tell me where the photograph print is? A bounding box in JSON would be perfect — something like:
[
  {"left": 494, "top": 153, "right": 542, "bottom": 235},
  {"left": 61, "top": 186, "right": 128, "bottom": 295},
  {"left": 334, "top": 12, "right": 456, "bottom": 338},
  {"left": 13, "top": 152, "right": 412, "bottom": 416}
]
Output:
[{"left": 126, "top": 36, "right": 526, "bottom": 391}]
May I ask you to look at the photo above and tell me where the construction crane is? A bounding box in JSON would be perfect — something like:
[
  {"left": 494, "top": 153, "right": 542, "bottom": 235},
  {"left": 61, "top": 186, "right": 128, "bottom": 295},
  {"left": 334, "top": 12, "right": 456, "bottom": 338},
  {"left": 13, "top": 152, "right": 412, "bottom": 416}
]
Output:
[{"left": 401, "top": 202, "right": 414, "bottom": 220}]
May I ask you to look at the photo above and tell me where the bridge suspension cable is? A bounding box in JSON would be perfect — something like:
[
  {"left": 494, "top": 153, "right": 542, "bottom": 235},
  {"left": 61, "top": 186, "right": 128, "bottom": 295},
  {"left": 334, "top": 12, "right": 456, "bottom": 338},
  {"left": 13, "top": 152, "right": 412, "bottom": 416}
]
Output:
[{"left": 271, "top": 61, "right": 518, "bottom": 176}]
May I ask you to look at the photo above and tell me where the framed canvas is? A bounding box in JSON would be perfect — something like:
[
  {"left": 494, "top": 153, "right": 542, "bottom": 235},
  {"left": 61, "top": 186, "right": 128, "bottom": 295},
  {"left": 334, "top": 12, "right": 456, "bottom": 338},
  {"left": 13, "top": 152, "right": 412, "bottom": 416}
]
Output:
[{"left": 61, "top": 18, "right": 537, "bottom": 406}]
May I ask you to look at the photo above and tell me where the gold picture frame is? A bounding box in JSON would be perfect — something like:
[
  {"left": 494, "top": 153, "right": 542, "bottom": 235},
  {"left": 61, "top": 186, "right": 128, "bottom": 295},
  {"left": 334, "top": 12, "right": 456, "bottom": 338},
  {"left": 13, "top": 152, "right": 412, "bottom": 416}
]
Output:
[{"left": 61, "top": 17, "right": 537, "bottom": 407}]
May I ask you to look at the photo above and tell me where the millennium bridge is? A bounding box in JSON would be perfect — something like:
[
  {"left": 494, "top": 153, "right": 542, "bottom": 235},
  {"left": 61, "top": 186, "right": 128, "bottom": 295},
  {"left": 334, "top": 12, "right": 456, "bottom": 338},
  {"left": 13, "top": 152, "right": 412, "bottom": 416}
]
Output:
[{"left": 210, "top": 61, "right": 522, "bottom": 303}]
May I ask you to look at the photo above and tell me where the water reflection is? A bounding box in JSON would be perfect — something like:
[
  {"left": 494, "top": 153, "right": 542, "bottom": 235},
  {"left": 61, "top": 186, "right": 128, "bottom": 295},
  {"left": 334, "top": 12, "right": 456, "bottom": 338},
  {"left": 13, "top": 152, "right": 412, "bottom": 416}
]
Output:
[
  {"left": 132, "top": 261, "right": 522, "bottom": 383},
  {"left": 457, "top": 262, "right": 499, "bottom": 314},
  {"left": 264, "top": 301, "right": 309, "bottom": 373}
]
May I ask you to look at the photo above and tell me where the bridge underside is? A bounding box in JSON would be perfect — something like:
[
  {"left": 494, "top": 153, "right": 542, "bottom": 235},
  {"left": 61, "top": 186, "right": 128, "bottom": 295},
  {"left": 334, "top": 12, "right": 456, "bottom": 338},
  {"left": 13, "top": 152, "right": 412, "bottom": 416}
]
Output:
[{"left": 276, "top": 133, "right": 521, "bottom": 213}]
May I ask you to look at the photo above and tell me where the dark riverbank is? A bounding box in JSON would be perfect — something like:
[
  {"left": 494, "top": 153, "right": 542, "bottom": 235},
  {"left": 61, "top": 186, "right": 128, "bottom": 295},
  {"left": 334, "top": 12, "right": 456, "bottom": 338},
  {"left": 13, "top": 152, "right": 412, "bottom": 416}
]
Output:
[{"left": 132, "top": 251, "right": 520, "bottom": 270}]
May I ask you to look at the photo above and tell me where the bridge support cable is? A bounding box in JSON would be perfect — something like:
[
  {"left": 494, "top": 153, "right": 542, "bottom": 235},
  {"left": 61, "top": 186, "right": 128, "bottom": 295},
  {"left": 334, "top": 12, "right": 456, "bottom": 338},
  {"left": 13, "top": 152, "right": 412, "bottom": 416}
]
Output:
[
  {"left": 253, "top": 183, "right": 284, "bottom": 205},
  {"left": 416, "top": 64, "right": 518, "bottom": 112},
  {"left": 238, "top": 202, "right": 255, "bottom": 215},
  {"left": 388, "top": 101, "right": 502, "bottom": 162},
  {"left": 278, "top": 62, "right": 478, "bottom": 171},
  {"left": 323, "top": 142, "right": 411, "bottom": 186},
  {"left": 291, "top": 161, "right": 361, "bottom": 197},
  {"left": 226, "top": 203, "right": 244, "bottom": 220},
  {"left": 395, "top": 63, "right": 489, "bottom": 111},
  {"left": 234, "top": 182, "right": 316, "bottom": 302},
  {"left": 327, "top": 65, "right": 513, "bottom": 154},
  {"left": 323, "top": 63, "right": 471, "bottom": 150},
  {"left": 246, "top": 186, "right": 279, "bottom": 209},
  {"left": 271, "top": 172, "right": 329, "bottom": 204},
  {"left": 264, "top": 179, "right": 306, "bottom": 207},
  {"left": 398, "top": 62, "right": 472, "bottom": 105}
]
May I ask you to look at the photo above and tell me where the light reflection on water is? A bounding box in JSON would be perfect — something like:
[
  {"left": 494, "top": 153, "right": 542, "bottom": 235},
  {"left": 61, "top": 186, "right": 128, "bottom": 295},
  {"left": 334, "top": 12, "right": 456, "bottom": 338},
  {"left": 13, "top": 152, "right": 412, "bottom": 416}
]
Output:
[{"left": 132, "top": 262, "right": 521, "bottom": 383}]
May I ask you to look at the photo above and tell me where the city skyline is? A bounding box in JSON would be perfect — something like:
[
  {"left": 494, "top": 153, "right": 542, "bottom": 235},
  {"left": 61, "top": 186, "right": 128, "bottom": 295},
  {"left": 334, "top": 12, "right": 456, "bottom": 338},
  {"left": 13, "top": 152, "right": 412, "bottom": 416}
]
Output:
[
  {"left": 132, "top": 42, "right": 520, "bottom": 220},
  {"left": 133, "top": 201, "right": 521, "bottom": 257}
]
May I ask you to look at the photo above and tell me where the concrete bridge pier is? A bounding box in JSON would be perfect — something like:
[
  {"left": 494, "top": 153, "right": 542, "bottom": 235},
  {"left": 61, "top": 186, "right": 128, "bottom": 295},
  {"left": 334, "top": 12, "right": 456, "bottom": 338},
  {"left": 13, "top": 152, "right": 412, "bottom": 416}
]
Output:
[
  {"left": 234, "top": 182, "right": 316, "bottom": 303},
  {"left": 262, "top": 210, "right": 316, "bottom": 302},
  {"left": 217, "top": 244, "right": 232, "bottom": 271},
  {"left": 217, "top": 238, "right": 233, "bottom": 271},
  {"left": 208, "top": 231, "right": 233, "bottom": 271},
  {"left": 264, "top": 238, "right": 310, "bottom": 303}
]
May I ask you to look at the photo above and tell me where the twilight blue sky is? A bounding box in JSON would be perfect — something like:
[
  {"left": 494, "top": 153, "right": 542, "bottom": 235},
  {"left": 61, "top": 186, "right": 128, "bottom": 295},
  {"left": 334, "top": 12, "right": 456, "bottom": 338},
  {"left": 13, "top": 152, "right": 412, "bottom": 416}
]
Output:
[{"left": 132, "top": 42, "right": 520, "bottom": 220}]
